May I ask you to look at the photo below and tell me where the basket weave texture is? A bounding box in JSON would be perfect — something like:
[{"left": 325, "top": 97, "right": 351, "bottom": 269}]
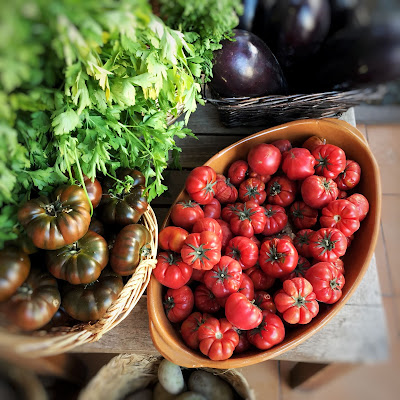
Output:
[
  {"left": 0, "top": 206, "right": 158, "bottom": 358},
  {"left": 78, "top": 354, "right": 255, "bottom": 400},
  {"left": 207, "top": 86, "right": 386, "bottom": 127}
]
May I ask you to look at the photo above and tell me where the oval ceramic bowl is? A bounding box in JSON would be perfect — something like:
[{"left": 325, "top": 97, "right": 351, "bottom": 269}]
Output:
[{"left": 147, "top": 118, "right": 381, "bottom": 369}]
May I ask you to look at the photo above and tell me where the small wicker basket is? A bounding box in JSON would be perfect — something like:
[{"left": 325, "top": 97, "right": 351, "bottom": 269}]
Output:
[
  {"left": 207, "top": 85, "right": 387, "bottom": 127},
  {"left": 78, "top": 354, "right": 255, "bottom": 400},
  {"left": 0, "top": 206, "right": 158, "bottom": 358}
]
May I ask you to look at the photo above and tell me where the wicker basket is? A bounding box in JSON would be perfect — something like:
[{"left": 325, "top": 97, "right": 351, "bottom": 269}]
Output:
[
  {"left": 206, "top": 85, "right": 387, "bottom": 127},
  {"left": 78, "top": 354, "right": 255, "bottom": 400},
  {"left": 0, "top": 206, "right": 158, "bottom": 358}
]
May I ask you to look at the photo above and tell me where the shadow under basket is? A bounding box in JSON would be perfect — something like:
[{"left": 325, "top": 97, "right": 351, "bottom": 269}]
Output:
[{"left": 206, "top": 85, "right": 387, "bottom": 127}]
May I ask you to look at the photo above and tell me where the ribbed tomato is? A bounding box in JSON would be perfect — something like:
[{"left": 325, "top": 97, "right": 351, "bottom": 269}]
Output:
[
  {"left": 185, "top": 166, "right": 217, "bottom": 205},
  {"left": 225, "top": 236, "right": 259, "bottom": 270},
  {"left": 164, "top": 285, "right": 194, "bottom": 323}
]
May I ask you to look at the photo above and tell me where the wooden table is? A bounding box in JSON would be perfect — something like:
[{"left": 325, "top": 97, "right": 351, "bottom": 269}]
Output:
[{"left": 71, "top": 105, "right": 389, "bottom": 388}]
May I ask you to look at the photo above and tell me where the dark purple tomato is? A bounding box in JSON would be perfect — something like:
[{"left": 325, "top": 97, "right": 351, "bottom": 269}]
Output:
[{"left": 209, "top": 29, "right": 287, "bottom": 98}]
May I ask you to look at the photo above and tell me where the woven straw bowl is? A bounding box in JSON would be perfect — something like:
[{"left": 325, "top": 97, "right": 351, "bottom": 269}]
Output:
[
  {"left": 78, "top": 353, "right": 255, "bottom": 400},
  {"left": 147, "top": 118, "right": 381, "bottom": 369},
  {"left": 0, "top": 206, "right": 158, "bottom": 358}
]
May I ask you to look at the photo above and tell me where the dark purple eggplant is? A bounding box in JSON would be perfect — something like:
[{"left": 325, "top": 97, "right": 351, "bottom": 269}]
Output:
[
  {"left": 309, "top": 21, "right": 400, "bottom": 91},
  {"left": 253, "top": 0, "right": 331, "bottom": 69},
  {"left": 209, "top": 29, "right": 287, "bottom": 98}
]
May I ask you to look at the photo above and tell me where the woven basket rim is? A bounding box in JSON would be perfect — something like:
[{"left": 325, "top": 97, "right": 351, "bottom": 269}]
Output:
[{"left": 0, "top": 205, "right": 158, "bottom": 358}]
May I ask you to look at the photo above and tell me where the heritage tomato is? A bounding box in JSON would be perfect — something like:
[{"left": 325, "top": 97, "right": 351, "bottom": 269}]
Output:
[
  {"left": 153, "top": 252, "right": 192, "bottom": 289},
  {"left": 0, "top": 247, "right": 31, "bottom": 302},
  {"left": 216, "top": 219, "right": 233, "bottom": 251},
  {"left": 305, "top": 262, "right": 345, "bottom": 304},
  {"left": 312, "top": 144, "right": 346, "bottom": 180},
  {"left": 225, "top": 292, "right": 263, "bottom": 330},
  {"left": 221, "top": 203, "right": 241, "bottom": 222},
  {"left": 197, "top": 317, "right": 239, "bottom": 360},
  {"left": 239, "top": 178, "right": 266, "bottom": 205},
  {"left": 18, "top": 185, "right": 91, "bottom": 250},
  {"left": 259, "top": 238, "right": 298, "bottom": 278},
  {"left": 347, "top": 193, "right": 369, "bottom": 222},
  {"left": 282, "top": 148, "right": 317, "bottom": 181},
  {"left": 248, "top": 169, "right": 271, "bottom": 184},
  {"left": 217, "top": 272, "right": 255, "bottom": 308},
  {"left": 46, "top": 230, "right": 109, "bottom": 284},
  {"left": 203, "top": 256, "right": 242, "bottom": 298},
  {"left": 192, "top": 218, "right": 223, "bottom": 242},
  {"left": 309, "top": 228, "right": 347, "bottom": 263},
  {"left": 247, "top": 143, "right": 282, "bottom": 176},
  {"left": 194, "top": 284, "right": 221, "bottom": 313},
  {"left": 185, "top": 166, "right": 217, "bottom": 205},
  {"left": 280, "top": 256, "right": 311, "bottom": 281},
  {"left": 170, "top": 200, "right": 204, "bottom": 230},
  {"left": 266, "top": 176, "right": 296, "bottom": 207},
  {"left": 334, "top": 160, "right": 361, "bottom": 190},
  {"left": 181, "top": 231, "right": 221, "bottom": 270},
  {"left": 159, "top": 226, "right": 189, "bottom": 253},
  {"left": 230, "top": 201, "right": 267, "bottom": 237},
  {"left": 247, "top": 310, "right": 285, "bottom": 350},
  {"left": 228, "top": 160, "right": 249, "bottom": 186},
  {"left": 274, "top": 278, "right": 319, "bottom": 324},
  {"left": 320, "top": 199, "right": 360, "bottom": 237},
  {"left": 271, "top": 139, "right": 292, "bottom": 153},
  {"left": 203, "top": 198, "right": 221, "bottom": 219},
  {"left": 181, "top": 312, "right": 211, "bottom": 349},
  {"left": 302, "top": 135, "right": 326, "bottom": 152},
  {"left": 191, "top": 268, "right": 206, "bottom": 282},
  {"left": 225, "top": 236, "right": 259, "bottom": 270},
  {"left": 301, "top": 175, "right": 339, "bottom": 209},
  {"left": 293, "top": 229, "right": 314, "bottom": 258},
  {"left": 164, "top": 285, "right": 194, "bottom": 323},
  {"left": 89, "top": 218, "right": 105, "bottom": 237},
  {"left": 214, "top": 174, "right": 238, "bottom": 204},
  {"left": 245, "top": 264, "right": 276, "bottom": 291},
  {"left": 254, "top": 291, "right": 276, "bottom": 313},
  {"left": 262, "top": 204, "right": 288, "bottom": 236},
  {"left": 289, "top": 201, "right": 318, "bottom": 229}
]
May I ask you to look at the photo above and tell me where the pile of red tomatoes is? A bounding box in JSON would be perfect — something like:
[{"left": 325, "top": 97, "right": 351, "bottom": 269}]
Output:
[{"left": 153, "top": 135, "right": 369, "bottom": 361}]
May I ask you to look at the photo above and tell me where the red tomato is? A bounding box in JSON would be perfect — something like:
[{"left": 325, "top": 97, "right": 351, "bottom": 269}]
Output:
[
  {"left": 203, "top": 256, "right": 243, "bottom": 298},
  {"left": 214, "top": 174, "right": 238, "bottom": 204},
  {"left": 239, "top": 178, "right": 266, "bottom": 205},
  {"left": 170, "top": 200, "right": 204, "bottom": 230},
  {"left": 334, "top": 160, "right": 361, "bottom": 190},
  {"left": 302, "top": 135, "right": 326, "bottom": 152},
  {"left": 305, "top": 262, "right": 345, "bottom": 304},
  {"left": 198, "top": 317, "right": 239, "bottom": 360},
  {"left": 191, "top": 268, "right": 205, "bottom": 282},
  {"left": 347, "top": 193, "right": 369, "bottom": 222},
  {"left": 185, "top": 166, "right": 217, "bottom": 205},
  {"left": 266, "top": 176, "right": 296, "bottom": 207},
  {"left": 282, "top": 148, "right": 317, "bottom": 181},
  {"left": 217, "top": 273, "right": 255, "bottom": 307},
  {"left": 192, "top": 218, "right": 223, "bottom": 241},
  {"left": 247, "top": 310, "right": 285, "bottom": 350},
  {"left": 274, "top": 278, "right": 319, "bottom": 324},
  {"left": 254, "top": 291, "right": 276, "bottom": 313},
  {"left": 216, "top": 219, "right": 233, "bottom": 251},
  {"left": 159, "top": 226, "right": 189, "bottom": 253},
  {"left": 225, "top": 292, "right": 263, "bottom": 330},
  {"left": 312, "top": 144, "right": 346, "bottom": 179},
  {"left": 293, "top": 229, "right": 314, "bottom": 258},
  {"left": 194, "top": 284, "right": 221, "bottom": 313},
  {"left": 262, "top": 204, "right": 288, "bottom": 236},
  {"left": 181, "top": 232, "right": 221, "bottom": 270},
  {"left": 153, "top": 252, "right": 192, "bottom": 289},
  {"left": 320, "top": 199, "right": 360, "bottom": 237},
  {"left": 301, "top": 175, "right": 339, "bottom": 209},
  {"left": 309, "top": 228, "right": 347, "bottom": 263},
  {"left": 181, "top": 312, "right": 211, "bottom": 349},
  {"left": 221, "top": 203, "right": 241, "bottom": 222},
  {"left": 228, "top": 160, "right": 249, "bottom": 187},
  {"left": 164, "top": 285, "right": 194, "bottom": 323},
  {"left": 230, "top": 201, "right": 267, "bottom": 238},
  {"left": 280, "top": 256, "right": 311, "bottom": 281},
  {"left": 271, "top": 139, "right": 292, "bottom": 153},
  {"left": 225, "top": 236, "right": 259, "bottom": 270},
  {"left": 248, "top": 169, "right": 271, "bottom": 184},
  {"left": 289, "top": 201, "right": 318, "bottom": 229},
  {"left": 245, "top": 264, "right": 276, "bottom": 291},
  {"left": 247, "top": 143, "right": 282, "bottom": 176},
  {"left": 259, "top": 238, "right": 299, "bottom": 278},
  {"left": 234, "top": 328, "right": 251, "bottom": 353},
  {"left": 203, "top": 198, "right": 221, "bottom": 219}
]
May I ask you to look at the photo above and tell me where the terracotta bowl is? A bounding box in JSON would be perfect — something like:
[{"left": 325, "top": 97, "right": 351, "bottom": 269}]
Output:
[{"left": 147, "top": 118, "right": 381, "bottom": 369}]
